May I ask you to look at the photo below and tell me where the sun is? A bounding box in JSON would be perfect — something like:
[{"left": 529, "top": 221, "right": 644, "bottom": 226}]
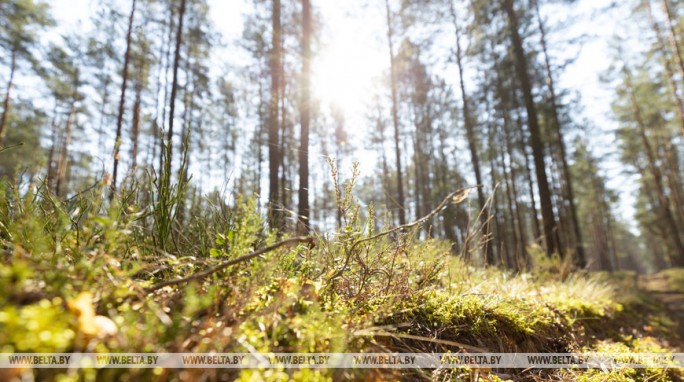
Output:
[{"left": 311, "top": 23, "right": 387, "bottom": 130}]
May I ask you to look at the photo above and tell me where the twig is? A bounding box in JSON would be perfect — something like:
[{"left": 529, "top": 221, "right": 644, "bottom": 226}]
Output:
[
  {"left": 354, "top": 329, "right": 489, "bottom": 353},
  {"left": 144, "top": 236, "right": 314, "bottom": 293},
  {"left": 350, "top": 186, "right": 477, "bottom": 253},
  {"left": 327, "top": 187, "right": 478, "bottom": 283}
]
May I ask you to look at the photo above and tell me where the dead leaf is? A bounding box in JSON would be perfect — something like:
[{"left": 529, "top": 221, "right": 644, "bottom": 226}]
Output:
[{"left": 452, "top": 189, "right": 471, "bottom": 205}]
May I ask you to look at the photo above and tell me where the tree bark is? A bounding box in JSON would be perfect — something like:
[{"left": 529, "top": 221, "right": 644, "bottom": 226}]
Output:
[
  {"left": 297, "top": 0, "right": 312, "bottom": 234},
  {"left": 131, "top": 79, "right": 142, "bottom": 174},
  {"left": 268, "top": 0, "right": 282, "bottom": 229},
  {"left": 167, "top": 0, "right": 187, "bottom": 168},
  {"left": 159, "top": 2, "right": 176, "bottom": 172},
  {"left": 111, "top": 0, "right": 137, "bottom": 195},
  {"left": 645, "top": 0, "right": 684, "bottom": 136},
  {"left": 659, "top": 0, "right": 684, "bottom": 89},
  {"left": 56, "top": 102, "right": 76, "bottom": 197},
  {"left": 450, "top": 1, "right": 494, "bottom": 263},
  {"left": 503, "top": 0, "right": 560, "bottom": 257},
  {"left": 0, "top": 47, "right": 17, "bottom": 147},
  {"left": 384, "top": 0, "right": 406, "bottom": 226},
  {"left": 46, "top": 104, "right": 59, "bottom": 193},
  {"left": 624, "top": 66, "right": 684, "bottom": 265},
  {"left": 533, "top": 0, "right": 585, "bottom": 266}
]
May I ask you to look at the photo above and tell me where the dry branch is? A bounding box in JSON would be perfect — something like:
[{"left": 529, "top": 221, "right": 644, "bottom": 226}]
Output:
[
  {"left": 327, "top": 186, "right": 478, "bottom": 283},
  {"left": 144, "top": 236, "right": 314, "bottom": 293},
  {"left": 350, "top": 186, "right": 477, "bottom": 252}
]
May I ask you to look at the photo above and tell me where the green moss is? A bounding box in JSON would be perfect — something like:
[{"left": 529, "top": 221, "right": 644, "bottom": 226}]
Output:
[
  {"left": 1, "top": 181, "right": 682, "bottom": 381},
  {"left": 0, "top": 298, "right": 76, "bottom": 352}
]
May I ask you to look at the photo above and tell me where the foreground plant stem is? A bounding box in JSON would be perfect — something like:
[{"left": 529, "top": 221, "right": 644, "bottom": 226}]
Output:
[
  {"left": 326, "top": 186, "right": 478, "bottom": 284},
  {"left": 144, "top": 236, "right": 314, "bottom": 293}
]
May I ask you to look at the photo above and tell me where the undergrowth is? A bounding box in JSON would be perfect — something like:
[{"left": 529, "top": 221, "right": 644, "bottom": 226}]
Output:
[{"left": 0, "top": 167, "right": 681, "bottom": 382}]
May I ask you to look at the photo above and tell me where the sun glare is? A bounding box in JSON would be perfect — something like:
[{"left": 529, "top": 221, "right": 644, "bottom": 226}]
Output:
[{"left": 312, "top": 24, "right": 386, "bottom": 132}]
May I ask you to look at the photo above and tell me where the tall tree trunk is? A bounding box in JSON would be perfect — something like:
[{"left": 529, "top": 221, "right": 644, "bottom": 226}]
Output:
[
  {"left": 177, "top": 79, "right": 194, "bottom": 225},
  {"left": 131, "top": 79, "right": 142, "bottom": 174},
  {"left": 56, "top": 102, "right": 76, "bottom": 197},
  {"left": 503, "top": 0, "right": 560, "bottom": 257},
  {"left": 520, "top": 124, "right": 541, "bottom": 241},
  {"left": 533, "top": 0, "right": 586, "bottom": 266},
  {"left": 111, "top": 0, "right": 137, "bottom": 195},
  {"left": 167, "top": 0, "right": 187, "bottom": 169},
  {"left": 450, "top": 1, "right": 493, "bottom": 263},
  {"left": 384, "top": 0, "right": 406, "bottom": 225},
  {"left": 437, "top": 119, "right": 459, "bottom": 246},
  {"left": 645, "top": 0, "right": 684, "bottom": 136},
  {"left": 663, "top": 138, "right": 684, "bottom": 223},
  {"left": 46, "top": 104, "right": 59, "bottom": 193},
  {"left": 0, "top": 47, "right": 17, "bottom": 147},
  {"left": 659, "top": 0, "right": 684, "bottom": 89},
  {"left": 487, "top": 139, "right": 507, "bottom": 266},
  {"left": 297, "top": 0, "right": 312, "bottom": 234},
  {"left": 624, "top": 66, "right": 684, "bottom": 265},
  {"left": 98, "top": 77, "right": 110, "bottom": 156},
  {"left": 149, "top": 6, "right": 172, "bottom": 172},
  {"left": 279, "top": 73, "right": 289, "bottom": 228},
  {"left": 268, "top": 0, "right": 282, "bottom": 229},
  {"left": 505, "top": 125, "right": 529, "bottom": 266},
  {"left": 494, "top": 56, "right": 529, "bottom": 265},
  {"left": 159, "top": 2, "right": 176, "bottom": 172}
]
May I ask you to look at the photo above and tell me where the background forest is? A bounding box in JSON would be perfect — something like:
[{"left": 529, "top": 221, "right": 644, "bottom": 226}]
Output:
[
  {"left": 2, "top": 0, "right": 682, "bottom": 272},
  {"left": 2, "top": 0, "right": 684, "bottom": 381}
]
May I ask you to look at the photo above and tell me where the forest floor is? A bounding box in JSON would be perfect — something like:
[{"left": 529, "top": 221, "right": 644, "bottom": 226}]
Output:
[
  {"left": 639, "top": 272, "right": 684, "bottom": 341},
  {"left": 2, "top": 184, "right": 684, "bottom": 381}
]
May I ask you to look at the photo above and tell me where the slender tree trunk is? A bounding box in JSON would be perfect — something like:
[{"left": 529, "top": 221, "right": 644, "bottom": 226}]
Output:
[
  {"left": 487, "top": 140, "right": 507, "bottom": 266},
  {"left": 56, "top": 102, "right": 76, "bottom": 197},
  {"left": 111, "top": 0, "right": 137, "bottom": 195},
  {"left": 0, "top": 47, "right": 17, "bottom": 147},
  {"left": 159, "top": 2, "right": 176, "bottom": 172},
  {"left": 450, "top": 1, "right": 493, "bottom": 263},
  {"left": 499, "top": 136, "right": 518, "bottom": 268},
  {"left": 420, "top": 112, "right": 433, "bottom": 231},
  {"left": 149, "top": 7, "right": 171, "bottom": 172},
  {"left": 659, "top": 0, "right": 684, "bottom": 88},
  {"left": 533, "top": 0, "right": 585, "bottom": 266},
  {"left": 98, "top": 77, "right": 110, "bottom": 156},
  {"left": 604, "top": 200, "right": 620, "bottom": 270},
  {"left": 279, "top": 75, "right": 289, "bottom": 227},
  {"left": 255, "top": 79, "right": 265, "bottom": 200},
  {"left": 645, "top": 0, "right": 684, "bottom": 136},
  {"left": 494, "top": 58, "right": 529, "bottom": 264},
  {"left": 268, "top": 0, "right": 282, "bottom": 229},
  {"left": 624, "top": 67, "right": 684, "bottom": 265},
  {"left": 521, "top": 127, "right": 541, "bottom": 241},
  {"left": 503, "top": 0, "right": 560, "bottom": 257},
  {"left": 46, "top": 104, "right": 59, "bottom": 193},
  {"left": 131, "top": 79, "right": 142, "bottom": 174},
  {"left": 297, "top": 0, "right": 312, "bottom": 234},
  {"left": 384, "top": 0, "right": 406, "bottom": 225},
  {"left": 177, "top": 76, "right": 194, "bottom": 224},
  {"left": 437, "top": 119, "right": 459, "bottom": 245},
  {"left": 167, "top": 0, "right": 187, "bottom": 168},
  {"left": 663, "top": 138, "right": 684, "bottom": 223}
]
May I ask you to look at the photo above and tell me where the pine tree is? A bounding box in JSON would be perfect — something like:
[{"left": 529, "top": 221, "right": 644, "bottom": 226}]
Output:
[
  {"left": 297, "top": 0, "right": 312, "bottom": 234},
  {"left": 0, "top": 0, "right": 53, "bottom": 146}
]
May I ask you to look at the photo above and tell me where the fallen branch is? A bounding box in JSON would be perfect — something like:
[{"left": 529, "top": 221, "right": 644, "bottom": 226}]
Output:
[
  {"left": 354, "top": 329, "right": 489, "bottom": 353},
  {"left": 144, "top": 236, "right": 314, "bottom": 294}
]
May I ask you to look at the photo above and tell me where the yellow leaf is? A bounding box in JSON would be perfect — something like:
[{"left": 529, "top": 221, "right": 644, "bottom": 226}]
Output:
[{"left": 68, "top": 292, "right": 117, "bottom": 338}]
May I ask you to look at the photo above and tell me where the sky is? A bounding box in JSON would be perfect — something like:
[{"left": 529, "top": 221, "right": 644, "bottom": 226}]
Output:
[{"left": 44, "top": 0, "right": 640, "bottom": 228}]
